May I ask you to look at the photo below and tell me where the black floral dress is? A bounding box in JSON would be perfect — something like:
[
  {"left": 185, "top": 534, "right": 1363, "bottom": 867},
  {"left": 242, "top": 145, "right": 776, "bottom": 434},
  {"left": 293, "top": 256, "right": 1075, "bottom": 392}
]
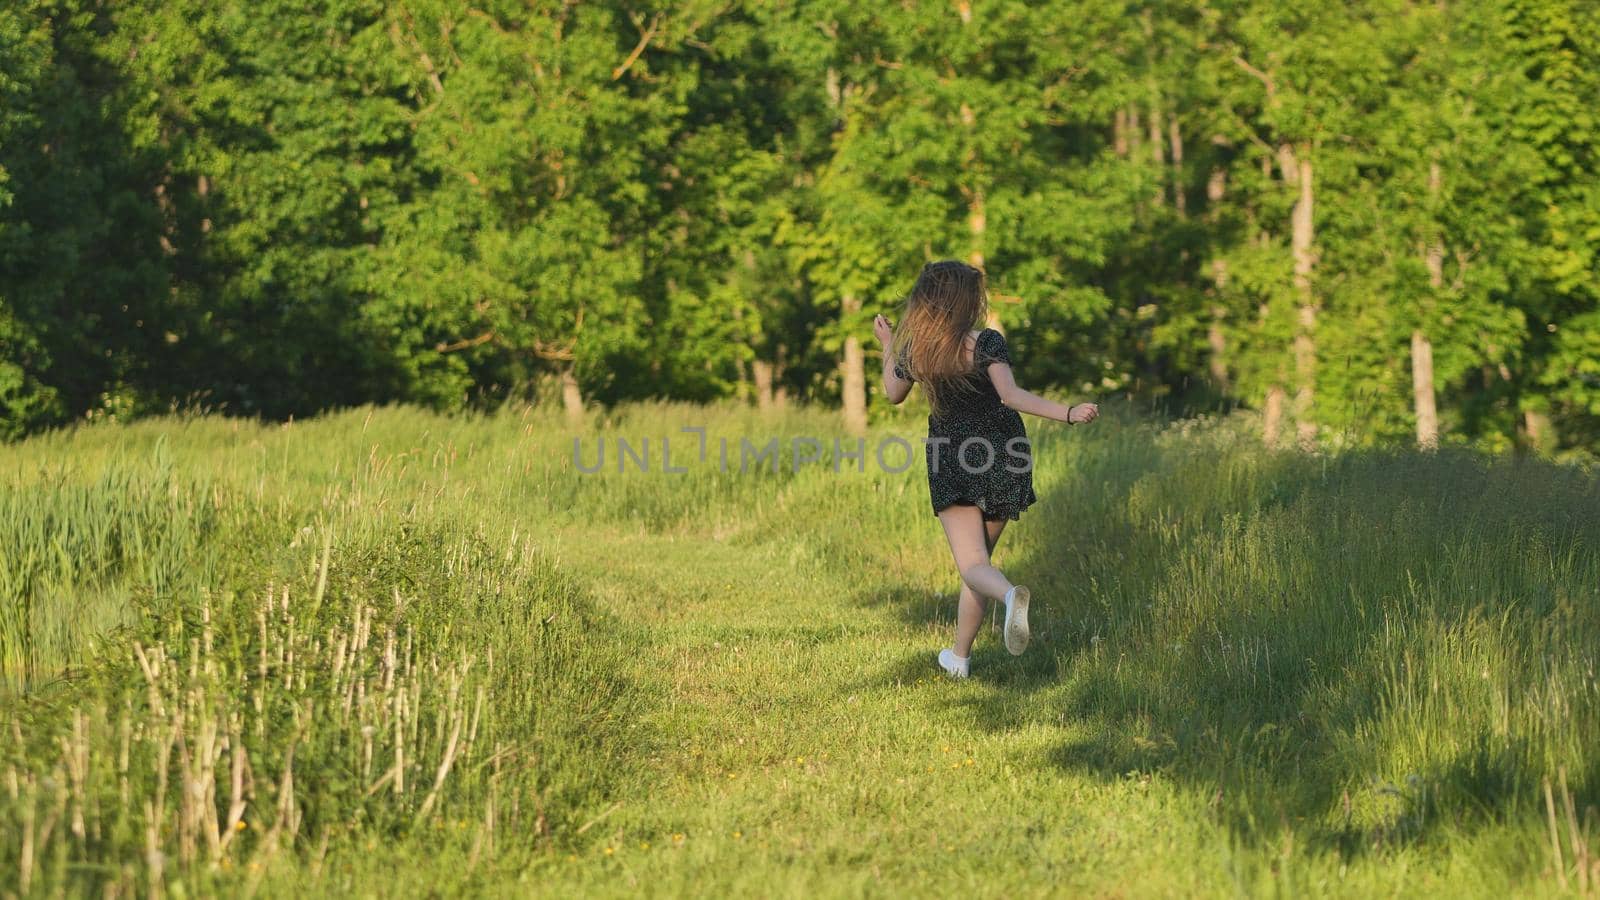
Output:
[{"left": 894, "top": 329, "right": 1037, "bottom": 522}]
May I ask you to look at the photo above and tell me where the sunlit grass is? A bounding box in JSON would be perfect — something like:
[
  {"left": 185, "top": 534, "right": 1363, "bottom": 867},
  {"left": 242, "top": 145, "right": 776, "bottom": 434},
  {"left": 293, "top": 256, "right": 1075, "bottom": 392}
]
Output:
[{"left": 1, "top": 404, "right": 1596, "bottom": 896}]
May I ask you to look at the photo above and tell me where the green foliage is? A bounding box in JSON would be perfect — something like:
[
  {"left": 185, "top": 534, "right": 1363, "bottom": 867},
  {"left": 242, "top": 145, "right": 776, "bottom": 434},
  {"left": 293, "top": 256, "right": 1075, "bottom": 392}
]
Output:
[
  {"left": 0, "top": 0, "right": 1599, "bottom": 451},
  {"left": 0, "top": 0, "right": 168, "bottom": 434}
]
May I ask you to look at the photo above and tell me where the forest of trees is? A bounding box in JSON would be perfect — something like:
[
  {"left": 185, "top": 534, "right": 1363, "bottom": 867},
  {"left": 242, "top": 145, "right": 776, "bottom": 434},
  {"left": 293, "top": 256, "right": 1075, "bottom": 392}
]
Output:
[{"left": 2, "top": 0, "right": 1598, "bottom": 452}]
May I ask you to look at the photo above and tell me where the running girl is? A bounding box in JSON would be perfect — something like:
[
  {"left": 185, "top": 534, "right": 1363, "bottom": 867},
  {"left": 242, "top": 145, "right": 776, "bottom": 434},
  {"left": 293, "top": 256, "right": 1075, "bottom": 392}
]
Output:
[{"left": 874, "top": 260, "right": 1099, "bottom": 678}]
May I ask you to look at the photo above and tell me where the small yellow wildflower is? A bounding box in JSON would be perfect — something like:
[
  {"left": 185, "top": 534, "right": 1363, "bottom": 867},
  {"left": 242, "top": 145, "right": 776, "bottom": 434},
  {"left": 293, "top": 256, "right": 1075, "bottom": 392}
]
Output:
[
  {"left": 604, "top": 847, "right": 615, "bottom": 856},
  {"left": 640, "top": 841, "right": 650, "bottom": 850},
  {"left": 733, "top": 831, "right": 743, "bottom": 840},
  {"left": 235, "top": 820, "right": 247, "bottom": 831}
]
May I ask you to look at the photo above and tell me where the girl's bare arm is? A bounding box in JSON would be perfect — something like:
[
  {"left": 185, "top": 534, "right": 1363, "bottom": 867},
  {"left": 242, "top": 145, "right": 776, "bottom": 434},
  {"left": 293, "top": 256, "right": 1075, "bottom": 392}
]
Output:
[
  {"left": 875, "top": 314, "right": 913, "bottom": 404},
  {"left": 987, "top": 361, "right": 1098, "bottom": 424}
]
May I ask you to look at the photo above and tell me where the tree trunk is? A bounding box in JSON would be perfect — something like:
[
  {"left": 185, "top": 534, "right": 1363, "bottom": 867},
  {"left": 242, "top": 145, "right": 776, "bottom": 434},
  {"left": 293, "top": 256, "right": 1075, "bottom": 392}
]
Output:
[
  {"left": 967, "top": 194, "right": 986, "bottom": 271},
  {"left": 774, "top": 344, "right": 790, "bottom": 408},
  {"left": 1413, "top": 160, "right": 1443, "bottom": 450},
  {"left": 1206, "top": 153, "right": 1229, "bottom": 390},
  {"left": 1524, "top": 410, "right": 1554, "bottom": 453},
  {"left": 1263, "top": 383, "right": 1286, "bottom": 449},
  {"left": 1283, "top": 144, "right": 1317, "bottom": 449},
  {"left": 959, "top": 98, "right": 1001, "bottom": 334},
  {"left": 561, "top": 366, "right": 584, "bottom": 423},
  {"left": 1169, "top": 116, "right": 1185, "bottom": 216},
  {"left": 1147, "top": 101, "right": 1166, "bottom": 207},
  {"left": 752, "top": 359, "right": 775, "bottom": 411},
  {"left": 1206, "top": 160, "right": 1227, "bottom": 207},
  {"left": 967, "top": 190, "right": 1003, "bottom": 333},
  {"left": 1207, "top": 258, "right": 1229, "bottom": 390},
  {"left": 841, "top": 296, "right": 867, "bottom": 434},
  {"left": 1410, "top": 330, "right": 1438, "bottom": 450},
  {"left": 1207, "top": 309, "right": 1229, "bottom": 391},
  {"left": 828, "top": 62, "right": 865, "bottom": 434},
  {"left": 1114, "top": 108, "right": 1130, "bottom": 158},
  {"left": 198, "top": 174, "right": 212, "bottom": 233}
]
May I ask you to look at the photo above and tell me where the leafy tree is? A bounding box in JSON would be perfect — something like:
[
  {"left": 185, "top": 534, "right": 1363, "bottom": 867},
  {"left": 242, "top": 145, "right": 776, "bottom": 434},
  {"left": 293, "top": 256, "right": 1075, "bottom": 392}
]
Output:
[
  {"left": 0, "top": 0, "right": 170, "bottom": 435},
  {"left": 0, "top": 3, "right": 58, "bottom": 436},
  {"left": 1, "top": 0, "right": 1599, "bottom": 456},
  {"left": 1495, "top": 0, "right": 1600, "bottom": 452}
]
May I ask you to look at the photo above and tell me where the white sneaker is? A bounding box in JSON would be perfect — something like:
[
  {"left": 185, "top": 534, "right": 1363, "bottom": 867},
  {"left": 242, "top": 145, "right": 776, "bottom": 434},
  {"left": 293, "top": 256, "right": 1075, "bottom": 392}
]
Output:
[
  {"left": 1002, "top": 586, "right": 1031, "bottom": 655},
  {"left": 937, "top": 648, "right": 970, "bottom": 678}
]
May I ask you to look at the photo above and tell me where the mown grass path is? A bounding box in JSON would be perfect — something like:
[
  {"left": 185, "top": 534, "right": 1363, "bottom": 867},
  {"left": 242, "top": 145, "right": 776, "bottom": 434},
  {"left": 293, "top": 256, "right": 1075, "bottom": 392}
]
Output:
[
  {"left": 530, "top": 524, "right": 1297, "bottom": 897},
  {"left": 517, "top": 486, "right": 1589, "bottom": 899}
]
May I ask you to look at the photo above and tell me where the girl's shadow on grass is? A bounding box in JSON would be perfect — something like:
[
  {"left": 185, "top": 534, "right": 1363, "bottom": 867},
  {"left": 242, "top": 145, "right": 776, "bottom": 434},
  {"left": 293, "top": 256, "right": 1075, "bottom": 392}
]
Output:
[{"left": 906, "top": 437, "right": 1600, "bottom": 861}]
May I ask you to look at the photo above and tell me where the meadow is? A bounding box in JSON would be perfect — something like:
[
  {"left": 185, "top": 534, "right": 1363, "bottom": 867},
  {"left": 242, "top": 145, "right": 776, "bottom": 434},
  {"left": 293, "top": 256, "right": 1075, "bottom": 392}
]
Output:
[{"left": 1, "top": 404, "right": 1598, "bottom": 897}]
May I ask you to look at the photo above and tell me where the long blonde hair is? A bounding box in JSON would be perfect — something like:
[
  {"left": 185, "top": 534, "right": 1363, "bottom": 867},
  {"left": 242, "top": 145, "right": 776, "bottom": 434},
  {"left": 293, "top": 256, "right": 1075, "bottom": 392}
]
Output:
[{"left": 889, "top": 260, "right": 989, "bottom": 417}]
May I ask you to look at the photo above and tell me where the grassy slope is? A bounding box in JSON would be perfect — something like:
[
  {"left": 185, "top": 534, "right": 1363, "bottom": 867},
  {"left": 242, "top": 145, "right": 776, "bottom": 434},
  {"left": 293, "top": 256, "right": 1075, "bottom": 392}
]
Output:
[{"left": 2, "top": 404, "right": 1597, "bottom": 897}]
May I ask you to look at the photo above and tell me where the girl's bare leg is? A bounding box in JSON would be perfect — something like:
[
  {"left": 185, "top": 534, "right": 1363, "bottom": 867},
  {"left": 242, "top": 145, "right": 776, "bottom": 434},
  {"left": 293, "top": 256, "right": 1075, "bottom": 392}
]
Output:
[
  {"left": 952, "top": 517, "right": 1007, "bottom": 656},
  {"left": 938, "top": 505, "right": 1013, "bottom": 655}
]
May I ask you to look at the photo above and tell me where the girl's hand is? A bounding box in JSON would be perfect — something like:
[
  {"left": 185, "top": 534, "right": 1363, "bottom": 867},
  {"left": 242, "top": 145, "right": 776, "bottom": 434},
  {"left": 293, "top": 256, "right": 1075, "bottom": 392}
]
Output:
[
  {"left": 873, "top": 314, "right": 894, "bottom": 347},
  {"left": 1068, "top": 403, "right": 1099, "bottom": 424}
]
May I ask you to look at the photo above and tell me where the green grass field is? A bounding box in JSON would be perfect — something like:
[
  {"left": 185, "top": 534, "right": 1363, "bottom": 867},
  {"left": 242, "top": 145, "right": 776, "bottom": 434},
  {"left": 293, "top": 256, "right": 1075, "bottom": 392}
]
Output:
[{"left": 2, "top": 405, "right": 1597, "bottom": 897}]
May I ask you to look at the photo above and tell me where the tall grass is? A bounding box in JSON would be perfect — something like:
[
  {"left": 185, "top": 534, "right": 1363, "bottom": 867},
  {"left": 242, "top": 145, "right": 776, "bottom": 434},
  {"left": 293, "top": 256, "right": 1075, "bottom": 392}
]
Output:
[
  {"left": 0, "top": 442, "right": 224, "bottom": 691},
  {"left": 1, "top": 404, "right": 1596, "bottom": 895},
  {"left": 1, "top": 409, "right": 652, "bottom": 894},
  {"left": 1007, "top": 422, "right": 1600, "bottom": 854}
]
